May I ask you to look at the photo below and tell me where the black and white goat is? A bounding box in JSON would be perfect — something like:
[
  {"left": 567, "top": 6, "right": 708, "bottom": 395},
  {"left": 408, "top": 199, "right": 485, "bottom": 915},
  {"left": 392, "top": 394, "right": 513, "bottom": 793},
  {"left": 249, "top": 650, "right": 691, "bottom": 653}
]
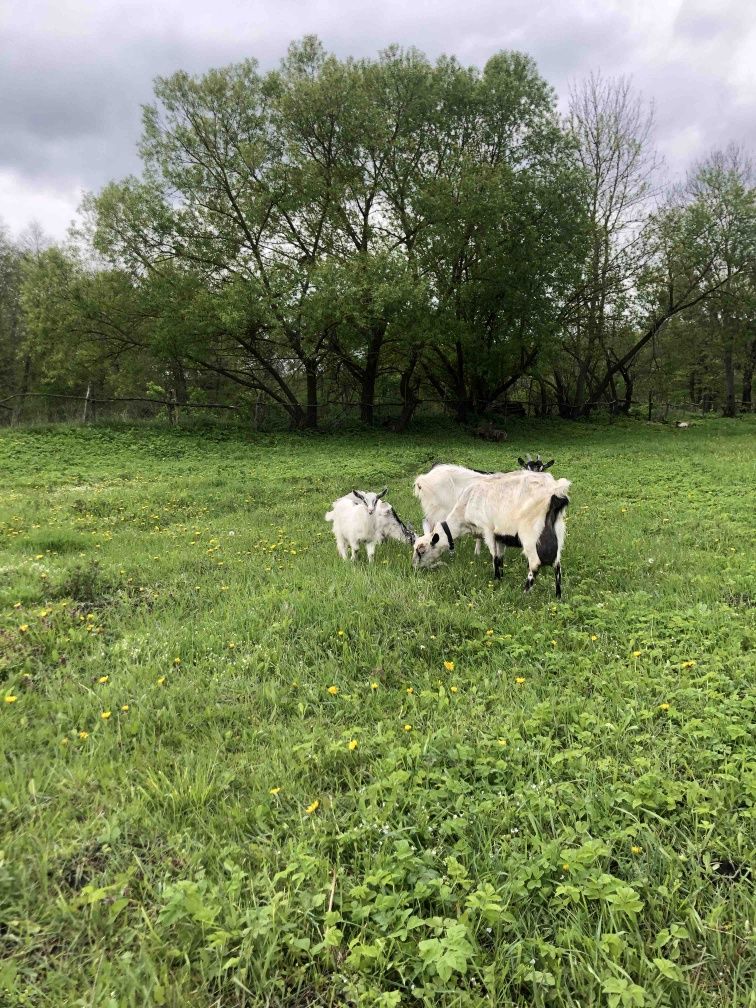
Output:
[
  {"left": 413, "top": 457, "right": 557, "bottom": 553},
  {"left": 325, "top": 489, "right": 415, "bottom": 562},
  {"left": 412, "top": 471, "right": 571, "bottom": 598}
]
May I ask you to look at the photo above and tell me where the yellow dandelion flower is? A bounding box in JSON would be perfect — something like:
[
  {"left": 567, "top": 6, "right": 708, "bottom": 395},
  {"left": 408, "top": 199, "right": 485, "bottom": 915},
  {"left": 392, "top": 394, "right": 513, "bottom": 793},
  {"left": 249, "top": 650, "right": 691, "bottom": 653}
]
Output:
[
  {"left": 13, "top": 602, "right": 21, "bottom": 609},
  {"left": 370, "top": 681, "right": 379, "bottom": 690},
  {"left": 632, "top": 650, "right": 642, "bottom": 658},
  {"left": 348, "top": 739, "right": 358, "bottom": 751},
  {"left": 486, "top": 629, "right": 494, "bottom": 636},
  {"left": 337, "top": 629, "right": 345, "bottom": 636},
  {"left": 269, "top": 786, "right": 282, "bottom": 795},
  {"left": 121, "top": 705, "right": 129, "bottom": 712},
  {"left": 35, "top": 553, "right": 44, "bottom": 559},
  {"left": 173, "top": 657, "right": 181, "bottom": 665},
  {"left": 4, "top": 695, "right": 17, "bottom": 704},
  {"left": 228, "top": 642, "right": 236, "bottom": 649},
  {"left": 590, "top": 634, "right": 598, "bottom": 641},
  {"left": 550, "top": 639, "right": 557, "bottom": 646},
  {"left": 443, "top": 660, "right": 455, "bottom": 671},
  {"left": 497, "top": 738, "right": 507, "bottom": 746},
  {"left": 98, "top": 675, "right": 109, "bottom": 684},
  {"left": 680, "top": 660, "right": 696, "bottom": 668},
  {"left": 220, "top": 585, "right": 229, "bottom": 591},
  {"left": 101, "top": 711, "right": 111, "bottom": 720},
  {"left": 157, "top": 676, "right": 166, "bottom": 685},
  {"left": 305, "top": 799, "right": 320, "bottom": 815},
  {"left": 562, "top": 863, "right": 570, "bottom": 871},
  {"left": 631, "top": 845, "right": 642, "bottom": 854},
  {"left": 515, "top": 676, "right": 526, "bottom": 684},
  {"left": 403, "top": 724, "right": 412, "bottom": 732},
  {"left": 450, "top": 686, "right": 458, "bottom": 694},
  {"left": 38, "top": 609, "right": 49, "bottom": 618},
  {"left": 78, "top": 731, "right": 89, "bottom": 739},
  {"left": 19, "top": 624, "right": 29, "bottom": 633},
  {"left": 406, "top": 687, "right": 414, "bottom": 695},
  {"left": 659, "top": 703, "right": 670, "bottom": 711},
  {"left": 327, "top": 685, "right": 340, "bottom": 695},
  {"left": 61, "top": 737, "right": 69, "bottom": 745}
]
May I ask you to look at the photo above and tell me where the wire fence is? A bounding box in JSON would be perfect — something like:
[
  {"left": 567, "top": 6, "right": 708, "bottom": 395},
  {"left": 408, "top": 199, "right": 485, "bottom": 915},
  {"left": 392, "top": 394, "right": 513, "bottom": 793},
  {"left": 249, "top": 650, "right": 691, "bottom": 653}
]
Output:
[{"left": 0, "top": 389, "right": 748, "bottom": 429}]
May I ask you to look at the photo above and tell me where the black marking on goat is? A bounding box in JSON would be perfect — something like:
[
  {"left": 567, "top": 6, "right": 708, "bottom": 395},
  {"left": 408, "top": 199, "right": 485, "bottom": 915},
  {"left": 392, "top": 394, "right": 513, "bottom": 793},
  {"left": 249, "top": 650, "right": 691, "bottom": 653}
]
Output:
[
  {"left": 495, "top": 533, "right": 522, "bottom": 549},
  {"left": 431, "top": 532, "right": 440, "bottom": 546},
  {"left": 536, "top": 494, "right": 569, "bottom": 566},
  {"left": 388, "top": 505, "right": 415, "bottom": 544},
  {"left": 352, "top": 490, "right": 366, "bottom": 504},
  {"left": 493, "top": 555, "right": 503, "bottom": 579},
  {"left": 555, "top": 561, "right": 562, "bottom": 600},
  {"left": 441, "top": 521, "right": 455, "bottom": 551}
]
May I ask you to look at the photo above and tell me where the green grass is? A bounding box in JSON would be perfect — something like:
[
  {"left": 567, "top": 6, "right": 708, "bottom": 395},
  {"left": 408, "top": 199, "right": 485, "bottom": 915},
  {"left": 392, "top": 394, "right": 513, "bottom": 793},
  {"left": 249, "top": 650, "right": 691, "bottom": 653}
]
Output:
[{"left": 0, "top": 418, "right": 754, "bottom": 1008}]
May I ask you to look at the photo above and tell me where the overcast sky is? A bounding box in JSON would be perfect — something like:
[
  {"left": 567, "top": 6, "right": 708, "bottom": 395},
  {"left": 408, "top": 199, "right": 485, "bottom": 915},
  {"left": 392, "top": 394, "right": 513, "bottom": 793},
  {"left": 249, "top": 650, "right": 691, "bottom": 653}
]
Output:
[{"left": 2, "top": 0, "right": 754, "bottom": 241}]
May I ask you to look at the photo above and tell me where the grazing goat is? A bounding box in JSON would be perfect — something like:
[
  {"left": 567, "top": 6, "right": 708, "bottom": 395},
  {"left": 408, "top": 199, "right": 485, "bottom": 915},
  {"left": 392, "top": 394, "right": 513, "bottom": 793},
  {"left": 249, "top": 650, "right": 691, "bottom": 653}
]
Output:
[
  {"left": 477, "top": 422, "right": 507, "bottom": 443},
  {"left": 412, "top": 472, "right": 571, "bottom": 598},
  {"left": 413, "top": 457, "right": 557, "bottom": 554},
  {"left": 325, "top": 489, "right": 415, "bottom": 562}
]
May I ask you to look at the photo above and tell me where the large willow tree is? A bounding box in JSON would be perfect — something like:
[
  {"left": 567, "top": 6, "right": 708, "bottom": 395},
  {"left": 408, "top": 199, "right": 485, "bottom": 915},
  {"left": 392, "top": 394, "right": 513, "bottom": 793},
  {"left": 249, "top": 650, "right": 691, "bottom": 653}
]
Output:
[{"left": 87, "top": 37, "right": 589, "bottom": 428}]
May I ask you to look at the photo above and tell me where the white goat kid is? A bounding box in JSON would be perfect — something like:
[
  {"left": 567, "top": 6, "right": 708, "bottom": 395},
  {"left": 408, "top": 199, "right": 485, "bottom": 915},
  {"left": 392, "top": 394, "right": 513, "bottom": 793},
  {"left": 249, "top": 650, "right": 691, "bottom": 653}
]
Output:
[
  {"left": 325, "top": 489, "right": 415, "bottom": 562},
  {"left": 413, "top": 457, "right": 556, "bottom": 555},
  {"left": 412, "top": 472, "right": 571, "bottom": 598}
]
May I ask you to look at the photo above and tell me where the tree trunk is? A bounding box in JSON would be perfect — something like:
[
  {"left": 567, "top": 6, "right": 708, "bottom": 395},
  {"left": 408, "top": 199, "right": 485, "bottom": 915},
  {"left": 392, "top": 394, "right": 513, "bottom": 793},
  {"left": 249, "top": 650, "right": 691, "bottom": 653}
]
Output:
[
  {"left": 741, "top": 338, "right": 755, "bottom": 412},
  {"left": 304, "top": 363, "right": 318, "bottom": 429},
  {"left": 359, "top": 327, "right": 384, "bottom": 425},
  {"left": 395, "top": 353, "right": 421, "bottom": 432},
  {"left": 12, "top": 355, "right": 32, "bottom": 425},
  {"left": 722, "top": 338, "right": 736, "bottom": 417}
]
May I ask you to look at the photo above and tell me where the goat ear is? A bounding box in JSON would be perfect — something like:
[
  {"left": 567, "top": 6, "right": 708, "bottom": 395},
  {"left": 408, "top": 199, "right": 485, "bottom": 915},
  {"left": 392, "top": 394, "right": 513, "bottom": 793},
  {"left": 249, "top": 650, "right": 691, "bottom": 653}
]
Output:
[
  {"left": 352, "top": 490, "right": 365, "bottom": 503},
  {"left": 517, "top": 457, "right": 526, "bottom": 467},
  {"left": 543, "top": 459, "right": 555, "bottom": 470},
  {"left": 377, "top": 487, "right": 388, "bottom": 499},
  {"left": 431, "top": 532, "right": 440, "bottom": 546}
]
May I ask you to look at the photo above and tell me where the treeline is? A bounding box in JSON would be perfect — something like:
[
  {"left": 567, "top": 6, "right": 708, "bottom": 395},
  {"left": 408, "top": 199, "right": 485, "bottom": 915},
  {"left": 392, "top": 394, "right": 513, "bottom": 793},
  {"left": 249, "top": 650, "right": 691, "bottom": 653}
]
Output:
[{"left": 2, "top": 38, "right": 755, "bottom": 429}]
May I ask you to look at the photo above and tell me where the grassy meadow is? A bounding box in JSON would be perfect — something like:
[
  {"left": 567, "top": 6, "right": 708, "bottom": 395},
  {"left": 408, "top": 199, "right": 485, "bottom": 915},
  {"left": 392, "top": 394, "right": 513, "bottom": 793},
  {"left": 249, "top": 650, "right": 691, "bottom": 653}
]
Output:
[{"left": 0, "top": 417, "right": 754, "bottom": 1008}]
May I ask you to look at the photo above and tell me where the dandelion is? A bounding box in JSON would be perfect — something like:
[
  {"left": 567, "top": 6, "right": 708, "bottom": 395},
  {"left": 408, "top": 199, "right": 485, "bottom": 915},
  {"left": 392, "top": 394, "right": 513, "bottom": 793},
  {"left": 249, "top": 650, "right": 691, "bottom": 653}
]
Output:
[
  {"left": 157, "top": 676, "right": 166, "bottom": 685},
  {"left": 220, "top": 585, "right": 229, "bottom": 591},
  {"left": 450, "top": 685, "right": 458, "bottom": 694},
  {"left": 550, "top": 639, "right": 557, "bottom": 646},
  {"left": 659, "top": 703, "right": 670, "bottom": 711},
  {"left": 348, "top": 739, "right": 358, "bottom": 751},
  {"left": 327, "top": 685, "right": 339, "bottom": 695},
  {"left": 443, "top": 660, "right": 455, "bottom": 672},
  {"left": 404, "top": 724, "right": 412, "bottom": 732},
  {"left": 78, "top": 730, "right": 89, "bottom": 739},
  {"left": 4, "top": 695, "right": 17, "bottom": 704},
  {"left": 101, "top": 711, "right": 111, "bottom": 720},
  {"left": 61, "top": 737, "right": 69, "bottom": 745},
  {"left": 38, "top": 609, "right": 49, "bottom": 618},
  {"left": 337, "top": 629, "right": 345, "bottom": 637},
  {"left": 173, "top": 657, "right": 181, "bottom": 666},
  {"left": 486, "top": 629, "right": 494, "bottom": 636},
  {"left": 269, "top": 786, "right": 282, "bottom": 795},
  {"left": 370, "top": 682, "right": 379, "bottom": 690},
  {"left": 680, "top": 660, "right": 696, "bottom": 669},
  {"left": 13, "top": 601, "right": 21, "bottom": 609},
  {"left": 19, "top": 624, "right": 29, "bottom": 633},
  {"left": 406, "top": 687, "right": 414, "bottom": 695},
  {"left": 631, "top": 845, "right": 642, "bottom": 854},
  {"left": 562, "top": 863, "right": 570, "bottom": 871},
  {"left": 497, "top": 738, "right": 507, "bottom": 746},
  {"left": 305, "top": 800, "right": 320, "bottom": 815},
  {"left": 121, "top": 705, "right": 129, "bottom": 712},
  {"left": 98, "top": 676, "right": 109, "bottom": 684},
  {"left": 35, "top": 553, "right": 44, "bottom": 559},
  {"left": 590, "top": 634, "right": 598, "bottom": 641},
  {"left": 515, "top": 676, "right": 526, "bottom": 685},
  {"left": 632, "top": 650, "right": 642, "bottom": 658}
]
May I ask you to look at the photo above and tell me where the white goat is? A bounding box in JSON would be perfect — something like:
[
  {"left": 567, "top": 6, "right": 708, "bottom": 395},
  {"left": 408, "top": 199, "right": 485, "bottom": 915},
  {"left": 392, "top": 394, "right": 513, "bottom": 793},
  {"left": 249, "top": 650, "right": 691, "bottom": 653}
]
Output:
[
  {"left": 325, "top": 489, "right": 415, "bottom": 562},
  {"left": 413, "top": 457, "right": 556, "bottom": 554},
  {"left": 412, "top": 471, "right": 571, "bottom": 598}
]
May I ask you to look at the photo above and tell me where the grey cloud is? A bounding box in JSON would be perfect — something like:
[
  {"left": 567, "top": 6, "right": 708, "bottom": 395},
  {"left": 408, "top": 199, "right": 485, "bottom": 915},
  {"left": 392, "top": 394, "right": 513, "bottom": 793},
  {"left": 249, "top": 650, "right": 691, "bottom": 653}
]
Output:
[{"left": 1, "top": 0, "right": 754, "bottom": 239}]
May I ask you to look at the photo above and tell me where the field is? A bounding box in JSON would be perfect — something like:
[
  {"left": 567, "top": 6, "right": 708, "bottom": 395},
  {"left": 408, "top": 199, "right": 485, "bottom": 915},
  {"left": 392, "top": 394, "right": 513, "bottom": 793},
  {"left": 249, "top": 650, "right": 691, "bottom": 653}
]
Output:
[{"left": 0, "top": 418, "right": 754, "bottom": 1008}]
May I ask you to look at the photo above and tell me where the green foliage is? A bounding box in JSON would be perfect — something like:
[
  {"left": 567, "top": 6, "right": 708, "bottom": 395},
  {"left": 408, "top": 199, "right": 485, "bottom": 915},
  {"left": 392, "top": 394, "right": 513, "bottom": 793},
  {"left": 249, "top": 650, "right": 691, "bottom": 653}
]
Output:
[{"left": 0, "top": 419, "right": 754, "bottom": 1005}]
